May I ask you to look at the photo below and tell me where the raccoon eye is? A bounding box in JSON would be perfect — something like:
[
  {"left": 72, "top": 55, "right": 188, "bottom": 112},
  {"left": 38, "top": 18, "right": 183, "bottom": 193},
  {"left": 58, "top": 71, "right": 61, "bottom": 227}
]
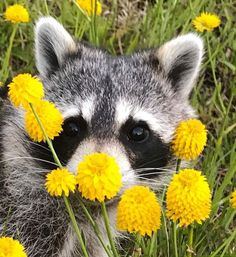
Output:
[
  {"left": 128, "top": 125, "right": 150, "bottom": 142},
  {"left": 63, "top": 118, "right": 80, "bottom": 137}
]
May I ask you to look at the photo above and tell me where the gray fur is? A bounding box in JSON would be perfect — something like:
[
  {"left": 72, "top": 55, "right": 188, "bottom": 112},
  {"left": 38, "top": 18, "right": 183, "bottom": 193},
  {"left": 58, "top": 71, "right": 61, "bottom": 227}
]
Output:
[{"left": 0, "top": 17, "right": 203, "bottom": 257}]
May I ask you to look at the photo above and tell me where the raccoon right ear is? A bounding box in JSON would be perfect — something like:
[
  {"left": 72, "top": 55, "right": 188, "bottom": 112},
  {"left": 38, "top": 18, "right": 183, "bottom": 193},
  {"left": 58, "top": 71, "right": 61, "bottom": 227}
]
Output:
[
  {"left": 35, "top": 17, "right": 77, "bottom": 77},
  {"left": 156, "top": 33, "right": 203, "bottom": 99}
]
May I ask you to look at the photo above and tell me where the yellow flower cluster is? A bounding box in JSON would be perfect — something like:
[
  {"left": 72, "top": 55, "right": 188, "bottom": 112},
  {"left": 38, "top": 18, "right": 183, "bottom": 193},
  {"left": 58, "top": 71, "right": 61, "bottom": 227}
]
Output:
[
  {"left": 8, "top": 74, "right": 44, "bottom": 109},
  {"left": 0, "top": 237, "right": 27, "bottom": 257},
  {"left": 77, "top": 0, "right": 102, "bottom": 16},
  {"left": 230, "top": 189, "right": 236, "bottom": 209},
  {"left": 117, "top": 186, "right": 161, "bottom": 236},
  {"left": 4, "top": 4, "right": 29, "bottom": 23},
  {"left": 172, "top": 119, "right": 207, "bottom": 160},
  {"left": 193, "top": 12, "right": 221, "bottom": 32},
  {"left": 25, "top": 100, "right": 63, "bottom": 142},
  {"left": 8, "top": 73, "right": 63, "bottom": 142},
  {"left": 45, "top": 168, "right": 77, "bottom": 197},
  {"left": 76, "top": 153, "right": 122, "bottom": 202},
  {"left": 166, "top": 169, "right": 211, "bottom": 227}
]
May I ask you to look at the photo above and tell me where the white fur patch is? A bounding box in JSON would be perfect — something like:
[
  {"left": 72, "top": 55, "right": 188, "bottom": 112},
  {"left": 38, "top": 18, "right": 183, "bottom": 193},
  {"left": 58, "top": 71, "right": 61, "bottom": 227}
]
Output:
[
  {"left": 81, "top": 95, "right": 96, "bottom": 122},
  {"left": 115, "top": 100, "right": 173, "bottom": 143},
  {"left": 59, "top": 225, "right": 76, "bottom": 257},
  {"left": 62, "top": 107, "right": 80, "bottom": 119}
]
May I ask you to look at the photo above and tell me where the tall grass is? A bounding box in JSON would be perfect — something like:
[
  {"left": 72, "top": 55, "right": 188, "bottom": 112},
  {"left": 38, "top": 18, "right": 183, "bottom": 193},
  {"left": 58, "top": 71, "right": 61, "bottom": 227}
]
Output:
[{"left": 0, "top": 0, "right": 235, "bottom": 256}]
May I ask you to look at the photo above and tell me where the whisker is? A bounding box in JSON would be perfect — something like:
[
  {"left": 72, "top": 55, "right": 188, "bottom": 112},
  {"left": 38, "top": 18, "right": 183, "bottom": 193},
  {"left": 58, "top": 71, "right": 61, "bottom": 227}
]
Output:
[
  {"left": 137, "top": 155, "right": 171, "bottom": 168},
  {"left": 0, "top": 156, "right": 58, "bottom": 166}
]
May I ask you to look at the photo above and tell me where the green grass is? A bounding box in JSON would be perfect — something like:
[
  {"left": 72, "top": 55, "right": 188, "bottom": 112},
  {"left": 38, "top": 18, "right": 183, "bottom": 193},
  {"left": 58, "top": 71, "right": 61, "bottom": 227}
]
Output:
[{"left": 0, "top": 0, "right": 236, "bottom": 256}]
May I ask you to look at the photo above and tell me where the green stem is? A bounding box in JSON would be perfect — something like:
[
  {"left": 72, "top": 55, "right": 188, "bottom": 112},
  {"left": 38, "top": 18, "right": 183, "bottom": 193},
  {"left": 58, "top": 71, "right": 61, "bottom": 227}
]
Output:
[
  {"left": 63, "top": 196, "right": 90, "bottom": 257},
  {"left": 101, "top": 202, "right": 119, "bottom": 257},
  {"left": 29, "top": 103, "right": 62, "bottom": 168},
  {"left": 176, "top": 159, "right": 181, "bottom": 173},
  {"left": 187, "top": 225, "right": 194, "bottom": 257},
  {"left": 1, "top": 24, "right": 18, "bottom": 81},
  {"left": 173, "top": 222, "right": 179, "bottom": 257},
  {"left": 30, "top": 103, "right": 90, "bottom": 257},
  {"left": 148, "top": 231, "right": 157, "bottom": 257},
  {"left": 77, "top": 197, "right": 113, "bottom": 257}
]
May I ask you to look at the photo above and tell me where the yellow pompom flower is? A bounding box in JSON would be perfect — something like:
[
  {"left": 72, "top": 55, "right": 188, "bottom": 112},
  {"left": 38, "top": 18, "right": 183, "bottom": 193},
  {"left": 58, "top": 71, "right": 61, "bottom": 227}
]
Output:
[
  {"left": 193, "top": 12, "right": 221, "bottom": 32},
  {"left": 117, "top": 186, "right": 161, "bottom": 236},
  {"left": 230, "top": 190, "right": 236, "bottom": 209},
  {"left": 166, "top": 169, "right": 211, "bottom": 227},
  {"left": 77, "top": 0, "right": 102, "bottom": 16},
  {"left": 8, "top": 74, "right": 44, "bottom": 109},
  {"left": 0, "top": 237, "right": 27, "bottom": 257},
  {"left": 76, "top": 153, "right": 122, "bottom": 202},
  {"left": 4, "top": 4, "right": 29, "bottom": 23},
  {"left": 45, "top": 168, "right": 77, "bottom": 197},
  {"left": 172, "top": 119, "right": 207, "bottom": 160},
  {"left": 25, "top": 100, "right": 63, "bottom": 142}
]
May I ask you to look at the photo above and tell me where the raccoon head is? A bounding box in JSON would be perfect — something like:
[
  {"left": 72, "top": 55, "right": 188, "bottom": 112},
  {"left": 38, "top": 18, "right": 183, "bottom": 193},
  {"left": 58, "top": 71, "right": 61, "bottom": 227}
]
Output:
[{"left": 2, "top": 17, "right": 203, "bottom": 194}]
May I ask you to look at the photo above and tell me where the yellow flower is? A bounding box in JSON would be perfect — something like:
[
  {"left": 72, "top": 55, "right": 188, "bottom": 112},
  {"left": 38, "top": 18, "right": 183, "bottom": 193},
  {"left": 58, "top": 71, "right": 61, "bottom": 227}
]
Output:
[
  {"left": 45, "top": 168, "right": 77, "bottom": 197},
  {"left": 0, "top": 81, "right": 3, "bottom": 87},
  {"left": 116, "top": 186, "right": 161, "bottom": 236},
  {"left": 8, "top": 74, "right": 44, "bottom": 109},
  {"left": 25, "top": 100, "right": 63, "bottom": 142},
  {"left": 76, "top": 153, "right": 122, "bottom": 202},
  {"left": 4, "top": 4, "right": 29, "bottom": 23},
  {"left": 166, "top": 169, "right": 211, "bottom": 227},
  {"left": 0, "top": 237, "right": 27, "bottom": 257},
  {"left": 193, "top": 12, "right": 221, "bottom": 32},
  {"left": 77, "top": 0, "right": 102, "bottom": 16},
  {"left": 230, "top": 190, "right": 236, "bottom": 209},
  {"left": 172, "top": 119, "right": 207, "bottom": 160}
]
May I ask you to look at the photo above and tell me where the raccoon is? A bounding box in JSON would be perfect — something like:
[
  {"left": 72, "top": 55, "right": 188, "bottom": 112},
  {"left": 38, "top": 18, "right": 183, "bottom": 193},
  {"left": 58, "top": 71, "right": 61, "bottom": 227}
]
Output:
[{"left": 0, "top": 17, "right": 203, "bottom": 257}]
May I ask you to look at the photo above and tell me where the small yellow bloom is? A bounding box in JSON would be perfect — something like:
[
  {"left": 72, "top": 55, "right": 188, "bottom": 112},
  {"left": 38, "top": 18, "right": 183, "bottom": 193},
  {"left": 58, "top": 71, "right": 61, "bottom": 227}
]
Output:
[
  {"left": 117, "top": 186, "right": 161, "bottom": 236},
  {"left": 45, "top": 168, "right": 77, "bottom": 197},
  {"left": 0, "top": 237, "right": 27, "bottom": 257},
  {"left": 193, "top": 12, "right": 221, "bottom": 32},
  {"left": 4, "top": 4, "right": 29, "bottom": 23},
  {"left": 25, "top": 100, "right": 63, "bottom": 142},
  {"left": 76, "top": 153, "right": 122, "bottom": 202},
  {"left": 77, "top": 0, "right": 102, "bottom": 16},
  {"left": 172, "top": 119, "right": 207, "bottom": 160},
  {"left": 0, "top": 81, "right": 3, "bottom": 87},
  {"left": 8, "top": 74, "right": 44, "bottom": 109},
  {"left": 230, "top": 190, "right": 236, "bottom": 209},
  {"left": 166, "top": 169, "right": 211, "bottom": 227}
]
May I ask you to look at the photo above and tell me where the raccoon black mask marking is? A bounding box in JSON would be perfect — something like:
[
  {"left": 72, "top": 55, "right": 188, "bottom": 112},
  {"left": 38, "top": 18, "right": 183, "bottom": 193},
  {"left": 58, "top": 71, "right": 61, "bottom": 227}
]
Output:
[{"left": 0, "top": 17, "right": 203, "bottom": 257}]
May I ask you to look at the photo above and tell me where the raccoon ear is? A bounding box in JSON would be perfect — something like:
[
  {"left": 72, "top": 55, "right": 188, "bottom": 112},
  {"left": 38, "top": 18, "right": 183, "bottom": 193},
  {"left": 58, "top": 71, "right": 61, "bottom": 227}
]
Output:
[
  {"left": 157, "top": 33, "right": 203, "bottom": 99},
  {"left": 35, "top": 17, "right": 77, "bottom": 77}
]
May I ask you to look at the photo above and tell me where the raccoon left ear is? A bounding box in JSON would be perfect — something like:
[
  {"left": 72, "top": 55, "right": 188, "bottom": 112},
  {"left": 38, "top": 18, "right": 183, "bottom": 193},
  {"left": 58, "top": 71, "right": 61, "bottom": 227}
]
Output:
[
  {"left": 157, "top": 33, "right": 203, "bottom": 99},
  {"left": 35, "top": 17, "right": 77, "bottom": 77}
]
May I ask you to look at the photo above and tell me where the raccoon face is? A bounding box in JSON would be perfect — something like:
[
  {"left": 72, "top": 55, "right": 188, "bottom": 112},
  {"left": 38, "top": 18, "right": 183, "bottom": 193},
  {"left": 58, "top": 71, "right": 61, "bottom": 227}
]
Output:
[{"left": 2, "top": 17, "right": 203, "bottom": 194}]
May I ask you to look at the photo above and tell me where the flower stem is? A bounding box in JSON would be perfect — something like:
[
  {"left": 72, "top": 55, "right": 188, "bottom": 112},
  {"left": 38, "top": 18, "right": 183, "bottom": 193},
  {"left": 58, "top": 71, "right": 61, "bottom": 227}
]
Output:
[
  {"left": 77, "top": 196, "right": 113, "bottom": 257},
  {"left": 30, "top": 103, "right": 90, "bottom": 257},
  {"left": 101, "top": 201, "right": 119, "bottom": 257},
  {"left": 1, "top": 24, "right": 18, "bottom": 81},
  {"left": 176, "top": 159, "right": 181, "bottom": 173},
  {"left": 173, "top": 222, "right": 179, "bottom": 257},
  {"left": 29, "top": 103, "right": 62, "bottom": 168},
  {"left": 148, "top": 231, "right": 157, "bottom": 256},
  {"left": 187, "top": 225, "right": 194, "bottom": 257},
  {"left": 63, "top": 195, "right": 90, "bottom": 257}
]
